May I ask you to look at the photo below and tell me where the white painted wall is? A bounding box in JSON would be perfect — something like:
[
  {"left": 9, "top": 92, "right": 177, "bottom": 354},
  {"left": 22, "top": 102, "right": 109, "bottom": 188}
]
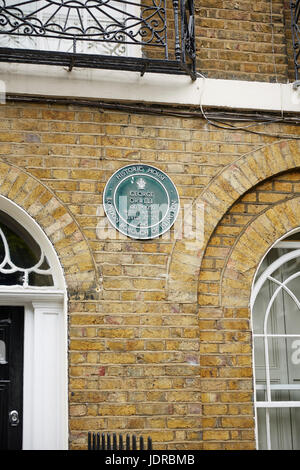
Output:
[{"left": 1, "top": 62, "right": 300, "bottom": 113}]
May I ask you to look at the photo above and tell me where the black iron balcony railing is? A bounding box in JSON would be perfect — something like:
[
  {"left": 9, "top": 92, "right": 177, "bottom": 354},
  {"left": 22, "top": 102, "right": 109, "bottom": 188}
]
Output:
[
  {"left": 291, "top": 0, "right": 300, "bottom": 80},
  {"left": 0, "top": 0, "right": 196, "bottom": 79}
]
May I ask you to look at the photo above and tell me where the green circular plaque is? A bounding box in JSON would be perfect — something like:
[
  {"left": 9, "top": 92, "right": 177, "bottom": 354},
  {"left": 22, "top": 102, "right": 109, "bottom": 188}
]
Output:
[{"left": 103, "top": 164, "right": 180, "bottom": 239}]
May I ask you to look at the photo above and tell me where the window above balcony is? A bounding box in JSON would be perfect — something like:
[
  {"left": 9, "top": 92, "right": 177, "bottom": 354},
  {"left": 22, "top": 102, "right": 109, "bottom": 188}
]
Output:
[{"left": 0, "top": 0, "right": 196, "bottom": 79}]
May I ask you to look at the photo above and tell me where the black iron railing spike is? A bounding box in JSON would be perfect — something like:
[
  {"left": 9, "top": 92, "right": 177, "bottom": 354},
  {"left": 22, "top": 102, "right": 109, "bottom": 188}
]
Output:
[
  {"left": 119, "top": 434, "right": 123, "bottom": 450},
  {"left": 107, "top": 433, "right": 111, "bottom": 450},
  {"left": 132, "top": 434, "right": 137, "bottom": 450},
  {"left": 126, "top": 434, "right": 130, "bottom": 450},
  {"left": 87, "top": 432, "right": 153, "bottom": 450}
]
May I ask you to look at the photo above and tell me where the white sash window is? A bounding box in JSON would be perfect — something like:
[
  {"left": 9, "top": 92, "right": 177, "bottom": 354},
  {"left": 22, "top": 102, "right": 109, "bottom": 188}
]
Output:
[{"left": 251, "top": 231, "right": 300, "bottom": 450}]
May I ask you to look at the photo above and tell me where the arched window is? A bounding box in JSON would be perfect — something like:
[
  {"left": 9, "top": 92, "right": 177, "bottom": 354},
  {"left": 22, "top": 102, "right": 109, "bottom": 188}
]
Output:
[{"left": 251, "top": 231, "right": 300, "bottom": 450}]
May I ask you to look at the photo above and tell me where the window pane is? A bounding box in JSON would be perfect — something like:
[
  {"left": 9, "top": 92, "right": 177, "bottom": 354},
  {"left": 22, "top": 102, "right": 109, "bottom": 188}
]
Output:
[
  {"left": 283, "top": 280, "right": 300, "bottom": 334},
  {"left": 0, "top": 339, "right": 6, "bottom": 364},
  {"left": 254, "top": 336, "right": 266, "bottom": 401},
  {"left": 257, "top": 407, "right": 300, "bottom": 450},
  {"left": 0, "top": 211, "right": 53, "bottom": 287},
  {"left": 0, "top": 237, "right": 4, "bottom": 264},
  {"left": 252, "top": 278, "right": 273, "bottom": 335},
  {"left": 0, "top": 211, "right": 41, "bottom": 269},
  {"left": 28, "top": 272, "right": 53, "bottom": 287},
  {"left": 0, "top": 271, "right": 25, "bottom": 286}
]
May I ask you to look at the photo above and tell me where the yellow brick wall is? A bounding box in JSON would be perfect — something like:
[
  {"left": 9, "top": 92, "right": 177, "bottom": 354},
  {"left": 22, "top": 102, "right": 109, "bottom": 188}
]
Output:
[
  {"left": 199, "top": 171, "right": 300, "bottom": 449},
  {"left": 1, "top": 101, "right": 300, "bottom": 449},
  {"left": 196, "top": 0, "right": 293, "bottom": 82},
  {"left": 146, "top": 1, "right": 294, "bottom": 82}
]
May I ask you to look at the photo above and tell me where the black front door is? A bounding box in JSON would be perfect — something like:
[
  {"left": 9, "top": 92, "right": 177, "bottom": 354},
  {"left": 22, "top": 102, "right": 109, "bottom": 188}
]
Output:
[{"left": 0, "top": 306, "right": 24, "bottom": 450}]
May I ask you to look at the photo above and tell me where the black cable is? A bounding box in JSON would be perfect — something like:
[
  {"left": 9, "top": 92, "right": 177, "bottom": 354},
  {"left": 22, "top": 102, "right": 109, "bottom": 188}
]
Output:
[{"left": 6, "top": 93, "right": 300, "bottom": 139}]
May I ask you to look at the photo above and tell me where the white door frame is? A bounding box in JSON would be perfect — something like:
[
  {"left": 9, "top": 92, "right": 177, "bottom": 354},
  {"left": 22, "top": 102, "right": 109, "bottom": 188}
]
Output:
[{"left": 0, "top": 196, "right": 68, "bottom": 450}]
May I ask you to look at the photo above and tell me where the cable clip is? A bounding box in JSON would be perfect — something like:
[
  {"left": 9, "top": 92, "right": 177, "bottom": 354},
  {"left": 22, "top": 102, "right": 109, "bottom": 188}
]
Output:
[{"left": 292, "top": 80, "right": 300, "bottom": 90}]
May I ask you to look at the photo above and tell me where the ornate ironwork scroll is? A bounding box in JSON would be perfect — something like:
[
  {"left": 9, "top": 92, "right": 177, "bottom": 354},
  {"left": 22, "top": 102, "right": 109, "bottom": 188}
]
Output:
[
  {"left": 0, "top": 0, "right": 166, "bottom": 48},
  {"left": 291, "top": 0, "right": 300, "bottom": 80},
  {"left": 0, "top": 0, "right": 196, "bottom": 78},
  {"left": 180, "top": 0, "right": 195, "bottom": 76}
]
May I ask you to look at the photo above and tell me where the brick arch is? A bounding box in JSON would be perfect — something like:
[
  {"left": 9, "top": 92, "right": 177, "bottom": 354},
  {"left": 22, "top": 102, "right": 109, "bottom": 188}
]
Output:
[
  {"left": 198, "top": 175, "right": 300, "bottom": 450},
  {"left": 221, "top": 195, "right": 300, "bottom": 308},
  {"left": 167, "top": 139, "right": 300, "bottom": 303},
  {"left": 0, "top": 160, "right": 99, "bottom": 297}
]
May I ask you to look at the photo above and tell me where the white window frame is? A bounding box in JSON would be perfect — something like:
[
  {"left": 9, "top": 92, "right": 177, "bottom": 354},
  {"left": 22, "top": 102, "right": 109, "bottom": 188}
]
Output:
[{"left": 251, "top": 230, "right": 300, "bottom": 450}]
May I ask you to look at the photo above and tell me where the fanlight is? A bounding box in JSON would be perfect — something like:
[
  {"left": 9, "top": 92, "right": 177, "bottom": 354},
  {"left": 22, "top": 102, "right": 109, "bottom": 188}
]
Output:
[{"left": 0, "top": 210, "right": 53, "bottom": 287}]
